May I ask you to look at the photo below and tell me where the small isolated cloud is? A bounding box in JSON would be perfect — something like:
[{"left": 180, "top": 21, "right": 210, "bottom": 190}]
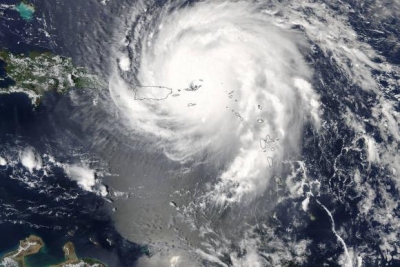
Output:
[
  {"left": 20, "top": 148, "right": 42, "bottom": 173},
  {"left": 0, "top": 157, "right": 7, "bottom": 166}
]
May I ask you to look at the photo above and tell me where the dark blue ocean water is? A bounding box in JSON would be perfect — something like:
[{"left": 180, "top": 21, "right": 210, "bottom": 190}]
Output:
[
  {"left": 0, "top": 92, "right": 145, "bottom": 267},
  {"left": 0, "top": 2, "right": 146, "bottom": 264}
]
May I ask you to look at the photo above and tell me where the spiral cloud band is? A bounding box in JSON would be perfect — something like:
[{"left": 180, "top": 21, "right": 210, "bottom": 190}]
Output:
[
  {"left": 110, "top": 1, "right": 320, "bottom": 204},
  {"left": 103, "top": 0, "right": 400, "bottom": 266}
]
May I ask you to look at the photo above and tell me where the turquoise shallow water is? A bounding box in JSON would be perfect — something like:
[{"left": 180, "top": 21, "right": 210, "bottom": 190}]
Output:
[{"left": 16, "top": 3, "right": 35, "bottom": 21}]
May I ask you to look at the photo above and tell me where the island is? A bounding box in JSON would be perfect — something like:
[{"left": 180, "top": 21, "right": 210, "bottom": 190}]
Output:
[
  {"left": 51, "top": 241, "right": 106, "bottom": 267},
  {"left": 0, "top": 236, "right": 107, "bottom": 267},
  {"left": 0, "top": 235, "right": 44, "bottom": 267},
  {"left": 0, "top": 50, "right": 106, "bottom": 105}
]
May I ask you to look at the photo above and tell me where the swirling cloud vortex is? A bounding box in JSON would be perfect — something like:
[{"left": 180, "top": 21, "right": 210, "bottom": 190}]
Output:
[{"left": 110, "top": 0, "right": 320, "bottom": 204}]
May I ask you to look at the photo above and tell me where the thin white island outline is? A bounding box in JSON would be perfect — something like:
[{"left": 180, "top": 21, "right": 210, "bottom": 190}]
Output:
[{"left": 132, "top": 79, "right": 203, "bottom": 101}]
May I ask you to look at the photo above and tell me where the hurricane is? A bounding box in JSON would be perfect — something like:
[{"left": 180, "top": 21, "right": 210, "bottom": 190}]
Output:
[
  {"left": 1, "top": 0, "right": 400, "bottom": 266},
  {"left": 93, "top": 0, "right": 400, "bottom": 266},
  {"left": 110, "top": 0, "right": 320, "bottom": 207}
]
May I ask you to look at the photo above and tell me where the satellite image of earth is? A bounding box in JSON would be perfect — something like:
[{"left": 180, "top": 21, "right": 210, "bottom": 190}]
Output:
[{"left": 0, "top": 0, "right": 400, "bottom": 266}]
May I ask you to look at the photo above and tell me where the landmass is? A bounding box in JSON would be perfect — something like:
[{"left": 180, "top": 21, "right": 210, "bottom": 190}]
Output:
[
  {"left": 51, "top": 241, "right": 106, "bottom": 267},
  {"left": 0, "top": 236, "right": 106, "bottom": 267},
  {"left": 0, "top": 50, "right": 106, "bottom": 105},
  {"left": 0, "top": 235, "right": 44, "bottom": 267}
]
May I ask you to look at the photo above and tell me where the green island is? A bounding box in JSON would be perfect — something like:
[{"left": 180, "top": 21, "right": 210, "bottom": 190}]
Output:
[
  {"left": 0, "top": 50, "right": 106, "bottom": 105},
  {"left": 0, "top": 235, "right": 106, "bottom": 267}
]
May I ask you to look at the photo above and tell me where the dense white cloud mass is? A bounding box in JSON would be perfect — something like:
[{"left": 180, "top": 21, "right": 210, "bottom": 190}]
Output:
[
  {"left": 63, "top": 164, "right": 106, "bottom": 197},
  {"left": 0, "top": 157, "right": 7, "bottom": 166},
  {"left": 110, "top": 0, "right": 320, "bottom": 205},
  {"left": 20, "top": 148, "right": 42, "bottom": 173}
]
